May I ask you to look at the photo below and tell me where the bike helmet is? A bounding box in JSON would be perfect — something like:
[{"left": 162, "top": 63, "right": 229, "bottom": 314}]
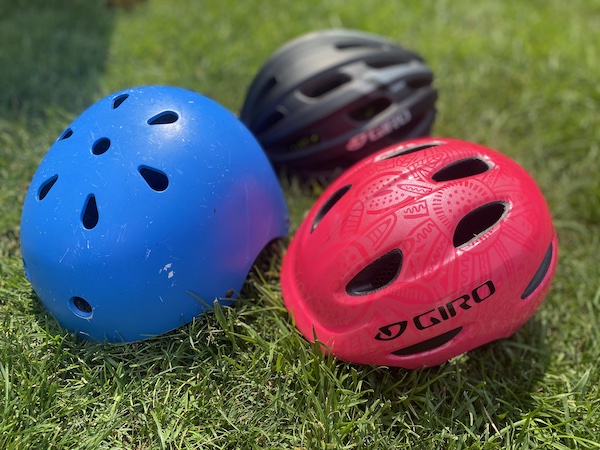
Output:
[
  {"left": 20, "top": 86, "right": 289, "bottom": 343},
  {"left": 240, "top": 29, "right": 437, "bottom": 172},
  {"left": 281, "top": 138, "right": 557, "bottom": 368}
]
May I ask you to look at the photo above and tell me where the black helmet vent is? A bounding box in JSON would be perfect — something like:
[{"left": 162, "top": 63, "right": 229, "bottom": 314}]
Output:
[
  {"left": 406, "top": 76, "right": 433, "bottom": 90},
  {"left": 453, "top": 201, "right": 508, "bottom": 248},
  {"left": 254, "top": 109, "right": 285, "bottom": 134},
  {"left": 366, "top": 58, "right": 412, "bottom": 69},
  {"left": 311, "top": 184, "right": 352, "bottom": 233},
  {"left": 59, "top": 128, "right": 73, "bottom": 141},
  {"left": 335, "top": 41, "right": 383, "bottom": 50},
  {"left": 375, "top": 141, "right": 441, "bottom": 162},
  {"left": 521, "top": 243, "right": 554, "bottom": 299},
  {"left": 147, "top": 111, "right": 179, "bottom": 125},
  {"left": 112, "top": 94, "right": 129, "bottom": 109},
  {"left": 255, "top": 76, "right": 278, "bottom": 100},
  {"left": 139, "top": 166, "right": 169, "bottom": 192},
  {"left": 82, "top": 195, "right": 99, "bottom": 230},
  {"left": 392, "top": 327, "right": 462, "bottom": 356},
  {"left": 346, "top": 249, "right": 403, "bottom": 296},
  {"left": 348, "top": 97, "right": 391, "bottom": 122},
  {"left": 432, "top": 157, "right": 491, "bottom": 182},
  {"left": 92, "top": 137, "right": 111, "bottom": 155},
  {"left": 38, "top": 175, "right": 58, "bottom": 201},
  {"left": 300, "top": 73, "right": 351, "bottom": 98}
]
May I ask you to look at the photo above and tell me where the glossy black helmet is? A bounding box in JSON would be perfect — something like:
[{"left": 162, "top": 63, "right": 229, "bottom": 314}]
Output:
[{"left": 240, "top": 29, "right": 438, "bottom": 172}]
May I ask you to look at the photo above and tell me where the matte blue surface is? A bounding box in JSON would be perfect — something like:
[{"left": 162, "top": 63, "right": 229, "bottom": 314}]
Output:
[{"left": 20, "top": 86, "right": 289, "bottom": 342}]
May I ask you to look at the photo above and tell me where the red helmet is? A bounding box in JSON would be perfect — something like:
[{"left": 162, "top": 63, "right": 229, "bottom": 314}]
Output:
[{"left": 281, "top": 138, "right": 558, "bottom": 368}]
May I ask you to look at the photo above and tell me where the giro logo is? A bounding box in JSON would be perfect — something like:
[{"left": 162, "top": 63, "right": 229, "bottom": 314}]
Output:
[
  {"left": 346, "top": 109, "right": 412, "bottom": 152},
  {"left": 375, "top": 321, "right": 408, "bottom": 341},
  {"left": 414, "top": 280, "right": 495, "bottom": 330},
  {"left": 374, "top": 280, "right": 496, "bottom": 341}
]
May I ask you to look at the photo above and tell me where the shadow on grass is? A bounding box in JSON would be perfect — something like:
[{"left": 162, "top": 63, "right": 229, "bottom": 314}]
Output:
[
  {"left": 363, "top": 314, "right": 551, "bottom": 439},
  {"left": 0, "top": 0, "right": 115, "bottom": 120}
]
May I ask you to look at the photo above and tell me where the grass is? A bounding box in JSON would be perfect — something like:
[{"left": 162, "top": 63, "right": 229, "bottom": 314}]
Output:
[{"left": 1, "top": 0, "right": 600, "bottom": 448}]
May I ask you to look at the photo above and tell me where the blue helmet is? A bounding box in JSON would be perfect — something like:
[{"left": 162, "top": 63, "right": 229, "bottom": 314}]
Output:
[{"left": 20, "top": 86, "right": 289, "bottom": 342}]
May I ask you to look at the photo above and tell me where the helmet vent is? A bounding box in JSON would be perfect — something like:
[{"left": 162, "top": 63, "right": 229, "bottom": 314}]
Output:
[
  {"left": 255, "top": 76, "right": 278, "bottom": 100},
  {"left": 348, "top": 98, "right": 392, "bottom": 121},
  {"left": 366, "top": 58, "right": 412, "bottom": 69},
  {"left": 453, "top": 201, "right": 508, "bottom": 248},
  {"left": 375, "top": 141, "right": 441, "bottom": 162},
  {"left": 346, "top": 249, "right": 403, "bottom": 296},
  {"left": 335, "top": 41, "right": 382, "bottom": 50},
  {"left": 69, "top": 296, "right": 93, "bottom": 318},
  {"left": 59, "top": 128, "right": 73, "bottom": 141},
  {"left": 147, "top": 111, "right": 179, "bottom": 125},
  {"left": 38, "top": 175, "right": 58, "bottom": 201},
  {"left": 139, "top": 166, "right": 169, "bottom": 192},
  {"left": 392, "top": 326, "right": 462, "bottom": 356},
  {"left": 406, "top": 76, "right": 433, "bottom": 89},
  {"left": 82, "top": 195, "right": 99, "bottom": 230},
  {"left": 112, "top": 94, "right": 129, "bottom": 109},
  {"left": 255, "top": 110, "right": 285, "bottom": 134},
  {"left": 432, "top": 158, "right": 491, "bottom": 182},
  {"left": 521, "top": 243, "right": 554, "bottom": 299},
  {"left": 300, "top": 73, "right": 351, "bottom": 98},
  {"left": 311, "top": 184, "right": 352, "bottom": 233},
  {"left": 92, "top": 137, "right": 111, "bottom": 155}
]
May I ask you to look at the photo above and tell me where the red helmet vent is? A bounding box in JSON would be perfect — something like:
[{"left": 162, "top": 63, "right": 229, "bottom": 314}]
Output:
[{"left": 346, "top": 249, "right": 403, "bottom": 296}]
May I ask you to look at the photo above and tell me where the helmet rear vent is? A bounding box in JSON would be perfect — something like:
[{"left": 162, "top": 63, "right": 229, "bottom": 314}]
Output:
[
  {"left": 432, "top": 157, "right": 491, "bottom": 182},
  {"left": 375, "top": 141, "right": 441, "bottom": 162},
  {"left": 59, "top": 128, "right": 73, "bottom": 141},
  {"left": 453, "top": 201, "right": 508, "bottom": 248},
  {"left": 392, "top": 326, "right": 462, "bottom": 356},
  {"left": 82, "top": 195, "right": 99, "bottom": 230},
  {"left": 311, "top": 184, "right": 352, "bottom": 233},
  {"left": 92, "top": 137, "right": 111, "bottom": 155},
  {"left": 300, "top": 73, "right": 351, "bottom": 98},
  {"left": 346, "top": 249, "right": 403, "bottom": 296},
  {"left": 38, "top": 175, "right": 58, "bottom": 201},
  {"left": 521, "top": 243, "right": 554, "bottom": 299},
  {"left": 348, "top": 98, "right": 391, "bottom": 121},
  {"left": 139, "top": 166, "right": 169, "bottom": 192},
  {"left": 147, "top": 111, "right": 179, "bottom": 125},
  {"left": 112, "top": 94, "right": 129, "bottom": 109}
]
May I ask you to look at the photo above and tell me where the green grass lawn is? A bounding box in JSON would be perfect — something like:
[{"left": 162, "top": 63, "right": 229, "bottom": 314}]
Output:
[{"left": 1, "top": 0, "right": 600, "bottom": 448}]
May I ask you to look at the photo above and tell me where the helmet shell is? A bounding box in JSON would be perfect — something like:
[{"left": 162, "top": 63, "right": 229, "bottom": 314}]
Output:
[
  {"left": 240, "top": 29, "right": 438, "bottom": 172},
  {"left": 281, "top": 138, "right": 557, "bottom": 368},
  {"left": 21, "top": 86, "right": 289, "bottom": 342}
]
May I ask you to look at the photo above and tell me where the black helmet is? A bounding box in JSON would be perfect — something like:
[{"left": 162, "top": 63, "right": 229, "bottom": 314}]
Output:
[{"left": 240, "top": 29, "right": 438, "bottom": 172}]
